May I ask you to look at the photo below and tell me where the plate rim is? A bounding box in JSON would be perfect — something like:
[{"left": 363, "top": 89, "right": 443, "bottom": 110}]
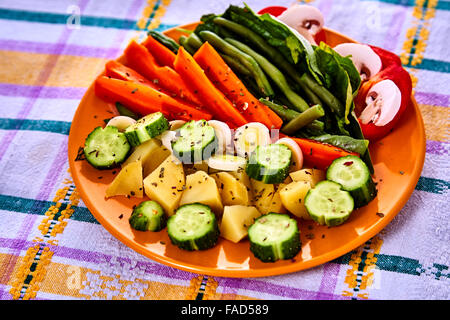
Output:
[{"left": 68, "top": 25, "right": 426, "bottom": 278}]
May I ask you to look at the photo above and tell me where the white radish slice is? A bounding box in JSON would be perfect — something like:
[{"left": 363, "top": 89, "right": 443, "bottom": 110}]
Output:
[
  {"left": 275, "top": 137, "right": 304, "bottom": 171},
  {"left": 160, "top": 130, "right": 177, "bottom": 153},
  {"left": 169, "top": 120, "right": 186, "bottom": 130},
  {"left": 234, "top": 122, "right": 271, "bottom": 158},
  {"left": 106, "top": 116, "right": 136, "bottom": 132},
  {"left": 207, "top": 154, "right": 247, "bottom": 171},
  {"left": 208, "top": 120, "right": 233, "bottom": 155}
]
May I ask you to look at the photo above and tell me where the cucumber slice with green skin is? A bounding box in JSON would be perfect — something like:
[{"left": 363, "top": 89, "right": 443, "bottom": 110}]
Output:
[
  {"left": 326, "top": 155, "right": 377, "bottom": 208},
  {"left": 124, "top": 112, "right": 169, "bottom": 147},
  {"left": 129, "top": 200, "right": 166, "bottom": 232},
  {"left": 304, "top": 180, "right": 354, "bottom": 227},
  {"left": 167, "top": 203, "right": 219, "bottom": 251},
  {"left": 245, "top": 144, "right": 292, "bottom": 184},
  {"left": 248, "top": 213, "right": 301, "bottom": 263},
  {"left": 172, "top": 120, "right": 218, "bottom": 164},
  {"left": 83, "top": 126, "right": 131, "bottom": 170}
]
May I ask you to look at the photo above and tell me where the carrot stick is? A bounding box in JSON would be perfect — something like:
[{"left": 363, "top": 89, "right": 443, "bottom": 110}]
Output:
[
  {"left": 193, "top": 42, "right": 282, "bottom": 129},
  {"left": 105, "top": 60, "right": 159, "bottom": 89},
  {"left": 289, "top": 136, "right": 359, "bottom": 170},
  {"left": 95, "top": 76, "right": 212, "bottom": 121},
  {"left": 173, "top": 46, "right": 248, "bottom": 128},
  {"left": 124, "top": 40, "right": 202, "bottom": 106},
  {"left": 142, "top": 35, "right": 176, "bottom": 68}
]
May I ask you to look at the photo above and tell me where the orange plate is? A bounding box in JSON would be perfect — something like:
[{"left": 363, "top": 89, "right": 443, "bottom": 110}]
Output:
[{"left": 68, "top": 24, "right": 425, "bottom": 278}]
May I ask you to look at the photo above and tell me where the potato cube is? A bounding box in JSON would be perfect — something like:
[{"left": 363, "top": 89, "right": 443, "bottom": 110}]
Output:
[
  {"left": 220, "top": 205, "right": 261, "bottom": 243},
  {"left": 143, "top": 155, "right": 185, "bottom": 215},
  {"left": 106, "top": 160, "right": 143, "bottom": 198},
  {"left": 290, "top": 168, "right": 325, "bottom": 187},
  {"left": 211, "top": 172, "right": 250, "bottom": 206},
  {"left": 179, "top": 171, "right": 223, "bottom": 214},
  {"left": 279, "top": 181, "right": 312, "bottom": 219}
]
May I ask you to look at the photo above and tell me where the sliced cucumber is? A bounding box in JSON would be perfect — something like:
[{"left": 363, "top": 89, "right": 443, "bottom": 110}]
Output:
[
  {"left": 207, "top": 154, "right": 246, "bottom": 171},
  {"left": 248, "top": 213, "right": 301, "bottom": 263},
  {"left": 167, "top": 203, "right": 219, "bottom": 251},
  {"left": 83, "top": 126, "right": 130, "bottom": 169},
  {"left": 129, "top": 200, "right": 166, "bottom": 232},
  {"left": 326, "top": 155, "right": 377, "bottom": 208},
  {"left": 245, "top": 144, "right": 292, "bottom": 184},
  {"left": 304, "top": 180, "right": 354, "bottom": 227},
  {"left": 124, "top": 112, "right": 169, "bottom": 147},
  {"left": 172, "top": 120, "right": 218, "bottom": 163}
]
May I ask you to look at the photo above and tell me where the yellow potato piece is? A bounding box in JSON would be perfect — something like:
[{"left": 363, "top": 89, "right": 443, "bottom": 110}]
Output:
[
  {"left": 105, "top": 160, "right": 143, "bottom": 198},
  {"left": 290, "top": 168, "right": 325, "bottom": 187},
  {"left": 279, "top": 181, "right": 312, "bottom": 219},
  {"left": 122, "top": 138, "right": 160, "bottom": 168},
  {"left": 143, "top": 155, "right": 185, "bottom": 216},
  {"left": 267, "top": 183, "right": 288, "bottom": 214},
  {"left": 211, "top": 172, "right": 250, "bottom": 206},
  {"left": 179, "top": 171, "right": 223, "bottom": 214},
  {"left": 142, "top": 145, "right": 172, "bottom": 177},
  {"left": 229, "top": 168, "right": 253, "bottom": 204},
  {"left": 251, "top": 179, "right": 276, "bottom": 215},
  {"left": 220, "top": 205, "right": 262, "bottom": 243}
]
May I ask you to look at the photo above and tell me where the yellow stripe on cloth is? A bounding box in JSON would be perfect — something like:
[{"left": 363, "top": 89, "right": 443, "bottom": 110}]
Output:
[
  {"left": 0, "top": 50, "right": 107, "bottom": 87},
  {"left": 147, "top": 0, "right": 172, "bottom": 30},
  {"left": 418, "top": 104, "right": 450, "bottom": 142}
]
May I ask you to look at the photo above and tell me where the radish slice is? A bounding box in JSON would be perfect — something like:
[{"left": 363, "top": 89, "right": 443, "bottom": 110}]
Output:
[
  {"left": 208, "top": 120, "right": 233, "bottom": 155},
  {"left": 234, "top": 122, "right": 271, "bottom": 157},
  {"left": 207, "top": 154, "right": 247, "bottom": 171},
  {"left": 160, "top": 130, "right": 177, "bottom": 153},
  {"left": 106, "top": 116, "right": 136, "bottom": 132},
  {"left": 275, "top": 137, "right": 304, "bottom": 171},
  {"left": 169, "top": 120, "right": 186, "bottom": 130}
]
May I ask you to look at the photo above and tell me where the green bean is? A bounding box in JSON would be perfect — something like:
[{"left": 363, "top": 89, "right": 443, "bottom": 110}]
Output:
[
  {"left": 221, "top": 54, "right": 252, "bottom": 76},
  {"left": 226, "top": 38, "right": 310, "bottom": 113},
  {"left": 281, "top": 105, "right": 325, "bottom": 135},
  {"left": 179, "top": 36, "right": 196, "bottom": 55},
  {"left": 186, "top": 32, "right": 203, "bottom": 50},
  {"left": 212, "top": 17, "right": 343, "bottom": 110},
  {"left": 147, "top": 30, "right": 179, "bottom": 53},
  {"left": 299, "top": 73, "right": 345, "bottom": 116},
  {"left": 259, "top": 99, "right": 300, "bottom": 122},
  {"left": 301, "top": 84, "right": 323, "bottom": 107},
  {"left": 259, "top": 99, "right": 324, "bottom": 133},
  {"left": 198, "top": 31, "right": 274, "bottom": 97},
  {"left": 213, "top": 17, "right": 302, "bottom": 83}
]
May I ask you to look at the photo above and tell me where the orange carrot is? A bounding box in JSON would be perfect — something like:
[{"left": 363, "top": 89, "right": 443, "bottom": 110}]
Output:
[
  {"left": 289, "top": 136, "right": 359, "bottom": 170},
  {"left": 173, "top": 46, "right": 248, "bottom": 128},
  {"left": 193, "top": 42, "right": 282, "bottom": 129},
  {"left": 105, "top": 60, "right": 160, "bottom": 89},
  {"left": 142, "top": 35, "right": 176, "bottom": 68},
  {"left": 124, "top": 40, "right": 202, "bottom": 106},
  {"left": 95, "top": 76, "right": 212, "bottom": 121}
]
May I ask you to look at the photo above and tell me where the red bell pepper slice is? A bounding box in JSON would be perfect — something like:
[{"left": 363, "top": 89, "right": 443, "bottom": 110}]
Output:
[{"left": 355, "top": 45, "right": 412, "bottom": 141}]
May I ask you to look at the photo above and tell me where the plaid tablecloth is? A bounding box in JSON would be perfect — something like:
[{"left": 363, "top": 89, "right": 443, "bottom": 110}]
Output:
[{"left": 0, "top": 0, "right": 448, "bottom": 300}]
